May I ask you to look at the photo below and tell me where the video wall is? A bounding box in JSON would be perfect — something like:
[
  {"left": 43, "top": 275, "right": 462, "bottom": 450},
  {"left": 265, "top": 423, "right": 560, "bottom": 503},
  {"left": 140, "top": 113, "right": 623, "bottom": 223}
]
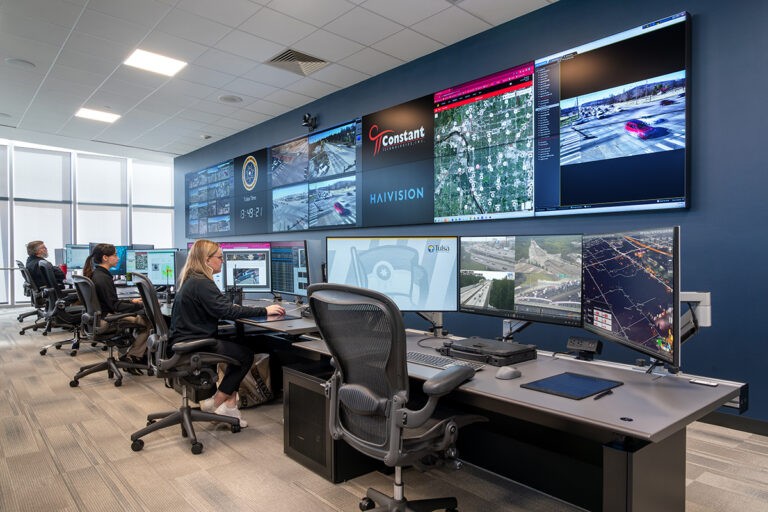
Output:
[{"left": 186, "top": 12, "right": 689, "bottom": 238}]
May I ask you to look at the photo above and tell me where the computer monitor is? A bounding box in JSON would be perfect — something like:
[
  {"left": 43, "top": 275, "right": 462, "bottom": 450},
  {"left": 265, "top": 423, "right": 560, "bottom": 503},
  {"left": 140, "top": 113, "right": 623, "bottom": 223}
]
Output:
[
  {"left": 582, "top": 226, "right": 680, "bottom": 368},
  {"left": 326, "top": 236, "right": 458, "bottom": 312},
  {"left": 130, "top": 244, "right": 155, "bottom": 250},
  {"left": 458, "top": 235, "right": 582, "bottom": 326},
  {"left": 270, "top": 240, "right": 309, "bottom": 299},
  {"left": 221, "top": 242, "right": 271, "bottom": 292},
  {"left": 64, "top": 244, "right": 90, "bottom": 270},
  {"left": 125, "top": 249, "right": 178, "bottom": 287},
  {"left": 88, "top": 243, "right": 128, "bottom": 276}
]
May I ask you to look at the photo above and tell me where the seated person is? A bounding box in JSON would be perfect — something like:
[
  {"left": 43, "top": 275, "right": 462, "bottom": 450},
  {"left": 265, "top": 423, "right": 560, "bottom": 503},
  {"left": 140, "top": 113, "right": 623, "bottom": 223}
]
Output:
[
  {"left": 84, "top": 244, "right": 149, "bottom": 373},
  {"left": 26, "top": 240, "right": 66, "bottom": 289},
  {"left": 169, "top": 239, "right": 284, "bottom": 427}
]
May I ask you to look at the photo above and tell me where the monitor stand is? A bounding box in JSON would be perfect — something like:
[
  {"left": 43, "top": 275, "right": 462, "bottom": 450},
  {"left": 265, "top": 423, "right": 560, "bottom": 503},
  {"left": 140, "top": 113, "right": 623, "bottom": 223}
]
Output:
[{"left": 416, "top": 312, "right": 447, "bottom": 337}]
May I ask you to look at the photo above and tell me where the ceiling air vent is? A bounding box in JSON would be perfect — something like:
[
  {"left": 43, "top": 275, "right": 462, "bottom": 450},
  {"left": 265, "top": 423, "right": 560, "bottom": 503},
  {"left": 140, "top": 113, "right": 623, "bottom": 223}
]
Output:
[{"left": 267, "top": 49, "right": 329, "bottom": 76}]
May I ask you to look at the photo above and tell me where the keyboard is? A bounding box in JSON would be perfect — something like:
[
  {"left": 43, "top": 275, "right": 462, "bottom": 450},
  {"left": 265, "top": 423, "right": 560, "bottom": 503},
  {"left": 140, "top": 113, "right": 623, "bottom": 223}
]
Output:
[{"left": 406, "top": 351, "right": 484, "bottom": 371}]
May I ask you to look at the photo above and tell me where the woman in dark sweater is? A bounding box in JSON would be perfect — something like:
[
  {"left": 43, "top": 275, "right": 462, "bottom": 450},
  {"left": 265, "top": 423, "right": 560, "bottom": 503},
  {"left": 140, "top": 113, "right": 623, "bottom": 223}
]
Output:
[
  {"left": 170, "top": 239, "right": 284, "bottom": 426},
  {"left": 84, "top": 244, "right": 149, "bottom": 372}
]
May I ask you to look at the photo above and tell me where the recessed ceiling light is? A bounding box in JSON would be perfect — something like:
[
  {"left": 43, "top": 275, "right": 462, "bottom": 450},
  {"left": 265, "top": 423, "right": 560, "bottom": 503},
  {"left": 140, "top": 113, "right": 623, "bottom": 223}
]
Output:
[
  {"left": 124, "top": 49, "right": 187, "bottom": 77},
  {"left": 75, "top": 108, "right": 121, "bottom": 123},
  {"left": 4, "top": 58, "right": 36, "bottom": 70},
  {"left": 218, "top": 95, "right": 243, "bottom": 104}
]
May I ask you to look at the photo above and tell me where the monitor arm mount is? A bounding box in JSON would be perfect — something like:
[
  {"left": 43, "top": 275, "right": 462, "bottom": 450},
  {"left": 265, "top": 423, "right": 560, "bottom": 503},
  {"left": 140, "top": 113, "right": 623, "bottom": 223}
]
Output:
[
  {"left": 680, "top": 291, "right": 712, "bottom": 343},
  {"left": 416, "top": 312, "right": 447, "bottom": 338}
]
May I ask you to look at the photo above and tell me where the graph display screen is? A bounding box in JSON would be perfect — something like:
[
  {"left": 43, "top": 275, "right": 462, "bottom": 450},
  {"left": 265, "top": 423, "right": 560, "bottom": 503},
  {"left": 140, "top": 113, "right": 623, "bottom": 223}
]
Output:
[
  {"left": 270, "top": 240, "right": 309, "bottom": 298},
  {"left": 326, "top": 236, "right": 458, "bottom": 312},
  {"left": 126, "top": 249, "right": 177, "bottom": 286},
  {"left": 582, "top": 226, "right": 680, "bottom": 367}
]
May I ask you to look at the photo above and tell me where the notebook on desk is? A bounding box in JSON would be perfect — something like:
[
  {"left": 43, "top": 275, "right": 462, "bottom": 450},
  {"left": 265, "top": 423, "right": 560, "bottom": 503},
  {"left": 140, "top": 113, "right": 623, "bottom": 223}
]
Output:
[{"left": 521, "top": 372, "right": 623, "bottom": 400}]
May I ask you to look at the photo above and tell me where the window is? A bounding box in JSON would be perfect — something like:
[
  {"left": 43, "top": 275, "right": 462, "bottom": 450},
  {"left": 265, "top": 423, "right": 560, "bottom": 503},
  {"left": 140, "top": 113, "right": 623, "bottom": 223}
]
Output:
[
  {"left": 77, "top": 154, "right": 126, "bottom": 204},
  {"left": 13, "top": 148, "right": 71, "bottom": 201},
  {"left": 132, "top": 160, "right": 173, "bottom": 206},
  {"left": 76, "top": 205, "right": 127, "bottom": 245},
  {"left": 132, "top": 208, "right": 174, "bottom": 248}
]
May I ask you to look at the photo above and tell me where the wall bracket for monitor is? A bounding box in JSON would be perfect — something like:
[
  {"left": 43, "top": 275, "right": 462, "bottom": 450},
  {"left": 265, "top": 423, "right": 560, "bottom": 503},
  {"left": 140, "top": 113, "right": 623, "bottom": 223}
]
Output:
[{"left": 680, "top": 291, "right": 712, "bottom": 343}]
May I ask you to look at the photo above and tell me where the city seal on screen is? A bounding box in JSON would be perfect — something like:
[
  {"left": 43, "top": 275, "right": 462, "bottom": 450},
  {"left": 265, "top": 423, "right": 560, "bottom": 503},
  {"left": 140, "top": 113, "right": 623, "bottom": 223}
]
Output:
[
  {"left": 368, "top": 124, "right": 426, "bottom": 156},
  {"left": 427, "top": 244, "right": 451, "bottom": 254}
]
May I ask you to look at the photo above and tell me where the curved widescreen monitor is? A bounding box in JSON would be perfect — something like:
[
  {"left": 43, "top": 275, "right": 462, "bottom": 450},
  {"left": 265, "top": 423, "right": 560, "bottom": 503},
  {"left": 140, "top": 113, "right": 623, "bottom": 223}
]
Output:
[
  {"left": 459, "top": 234, "right": 582, "bottom": 326},
  {"left": 326, "top": 236, "right": 458, "bottom": 312},
  {"left": 582, "top": 226, "right": 680, "bottom": 368}
]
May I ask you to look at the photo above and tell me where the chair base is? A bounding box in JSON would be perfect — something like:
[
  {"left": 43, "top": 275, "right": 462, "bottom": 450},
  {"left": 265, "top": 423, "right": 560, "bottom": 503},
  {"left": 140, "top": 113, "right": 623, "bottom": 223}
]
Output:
[
  {"left": 69, "top": 354, "right": 146, "bottom": 387},
  {"left": 363, "top": 488, "right": 457, "bottom": 512},
  {"left": 39, "top": 326, "right": 82, "bottom": 356},
  {"left": 129, "top": 404, "right": 241, "bottom": 454}
]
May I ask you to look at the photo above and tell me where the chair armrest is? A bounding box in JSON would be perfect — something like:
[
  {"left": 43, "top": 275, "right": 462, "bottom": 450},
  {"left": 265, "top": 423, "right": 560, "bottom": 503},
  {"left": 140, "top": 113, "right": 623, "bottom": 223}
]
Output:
[
  {"left": 171, "top": 338, "right": 218, "bottom": 354},
  {"left": 422, "top": 365, "right": 475, "bottom": 397},
  {"left": 102, "top": 312, "right": 136, "bottom": 323}
]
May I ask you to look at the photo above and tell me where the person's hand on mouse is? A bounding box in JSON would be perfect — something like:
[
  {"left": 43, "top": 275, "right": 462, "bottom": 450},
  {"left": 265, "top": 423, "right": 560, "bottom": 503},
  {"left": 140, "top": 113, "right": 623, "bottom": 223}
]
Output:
[{"left": 266, "top": 304, "right": 285, "bottom": 316}]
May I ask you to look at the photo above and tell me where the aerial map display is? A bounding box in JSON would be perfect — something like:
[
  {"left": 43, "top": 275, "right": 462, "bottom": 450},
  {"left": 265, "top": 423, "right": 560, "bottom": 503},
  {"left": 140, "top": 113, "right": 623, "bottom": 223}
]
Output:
[
  {"left": 582, "top": 227, "right": 676, "bottom": 362},
  {"left": 433, "top": 62, "right": 535, "bottom": 222}
]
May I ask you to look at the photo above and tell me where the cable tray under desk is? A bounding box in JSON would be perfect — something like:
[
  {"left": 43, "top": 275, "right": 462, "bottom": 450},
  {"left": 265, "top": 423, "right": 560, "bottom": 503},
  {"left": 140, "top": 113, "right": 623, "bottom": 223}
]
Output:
[{"left": 406, "top": 351, "right": 485, "bottom": 371}]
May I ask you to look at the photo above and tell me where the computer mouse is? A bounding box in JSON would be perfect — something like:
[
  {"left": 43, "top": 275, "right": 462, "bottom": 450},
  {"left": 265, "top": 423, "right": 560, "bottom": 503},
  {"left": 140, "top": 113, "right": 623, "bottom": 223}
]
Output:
[{"left": 495, "top": 366, "right": 521, "bottom": 380}]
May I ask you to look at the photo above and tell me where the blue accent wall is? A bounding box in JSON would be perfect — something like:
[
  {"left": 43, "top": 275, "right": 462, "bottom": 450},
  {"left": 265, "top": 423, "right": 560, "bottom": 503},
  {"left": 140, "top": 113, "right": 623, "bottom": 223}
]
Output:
[{"left": 175, "top": 0, "right": 768, "bottom": 421}]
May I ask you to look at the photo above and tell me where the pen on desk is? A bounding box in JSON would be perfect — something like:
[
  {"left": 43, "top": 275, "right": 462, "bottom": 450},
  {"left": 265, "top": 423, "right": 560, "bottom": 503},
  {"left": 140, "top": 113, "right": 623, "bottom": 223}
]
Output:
[{"left": 593, "top": 389, "right": 613, "bottom": 400}]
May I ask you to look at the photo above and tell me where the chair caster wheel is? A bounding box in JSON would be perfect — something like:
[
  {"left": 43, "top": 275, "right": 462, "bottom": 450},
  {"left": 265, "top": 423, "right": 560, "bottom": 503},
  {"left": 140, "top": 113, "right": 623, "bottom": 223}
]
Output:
[
  {"left": 191, "top": 442, "right": 203, "bottom": 455},
  {"left": 43, "top": 332, "right": 48, "bottom": 337},
  {"left": 231, "top": 424, "right": 241, "bottom": 433},
  {"left": 69, "top": 350, "right": 77, "bottom": 356},
  {"left": 102, "top": 346, "right": 108, "bottom": 351},
  {"left": 114, "top": 380, "right": 122, "bottom": 387},
  {"left": 33, "top": 327, "right": 38, "bottom": 331},
  {"left": 146, "top": 369, "right": 154, "bottom": 377},
  {"left": 20, "top": 331, "right": 25, "bottom": 335},
  {"left": 146, "top": 419, "right": 156, "bottom": 426},
  {"left": 69, "top": 380, "right": 79, "bottom": 387},
  {"left": 131, "top": 439, "right": 144, "bottom": 452},
  {"left": 359, "top": 497, "right": 375, "bottom": 510},
  {"left": 40, "top": 349, "right": 47, "bottom": 355},
  {"left": 91, "top": 342, "right": 98, "bottom": 347}
]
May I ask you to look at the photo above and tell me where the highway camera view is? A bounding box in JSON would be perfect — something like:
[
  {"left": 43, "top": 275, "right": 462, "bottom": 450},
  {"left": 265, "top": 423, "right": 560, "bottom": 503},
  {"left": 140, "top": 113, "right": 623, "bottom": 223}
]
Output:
[
  {"left": 513, "top": 235, "right": 582, "bottom": 320},
  {"left": 308, "top": 175, "right": 356, "bottom": 228},
  {"left": 460, "top": 237, "right": 516, "bottom": 312},
  {"left": 582, "top": 229, "right": 675, "bottom": 357},
  {"left": 434, "top": 86, "right": 534, "bottom": 221},
  {"left": 272, "top": 183, "right": 309, "bottom": 232},
  {"left": 271, "top": 138, "right": 308, "bottom": 187},
  {"left": 308, "top": 123, "right": 357, "bottom": 179},
  {"left": 559, "top": 71, "right": 686, "bottom": 166}
]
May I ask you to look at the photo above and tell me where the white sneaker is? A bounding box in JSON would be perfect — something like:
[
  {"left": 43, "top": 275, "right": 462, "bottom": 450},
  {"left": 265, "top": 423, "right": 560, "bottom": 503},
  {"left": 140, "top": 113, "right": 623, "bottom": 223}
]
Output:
[
  {"left": 199, "top": 398, "right": 216, "bottom": 413},
  {"left": 215, "top": 402, "right": 247, "bottom": 428}
]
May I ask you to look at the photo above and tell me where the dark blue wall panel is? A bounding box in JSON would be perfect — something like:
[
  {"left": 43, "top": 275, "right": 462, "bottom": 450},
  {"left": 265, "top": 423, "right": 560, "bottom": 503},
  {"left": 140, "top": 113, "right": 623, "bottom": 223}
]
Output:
[{"left": 175, "top": 0, "right": 768, "bottom": 421}]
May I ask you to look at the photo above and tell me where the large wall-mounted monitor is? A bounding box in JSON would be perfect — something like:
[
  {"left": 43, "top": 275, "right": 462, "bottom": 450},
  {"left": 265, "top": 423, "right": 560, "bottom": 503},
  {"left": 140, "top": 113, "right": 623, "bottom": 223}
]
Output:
[
  {"left": 433, "top": 62, "right": 535, "bottom": 223},
  {"left": 185, "top": 159, "right": 235, "bottom": 237},
  {"left": 65, "top": 244, "right": 90, "bottom": 270},
  {"left": 582, "top": 226, "right": 680, "bottom": 368},
  {"left": 534, "top": 12, "right": 689, "bottom": 215},
  {"left": 459, "top": 235, "right": 582, "bottom": 326},
  {"left": 126, "top": 249, "right": 178, "bottom": 287},
  {"left": 270, "top": 240, "right": 309, "bottom": 298},
  {"left": 326, "top": 236, "right": 458, "bottom": 312}
]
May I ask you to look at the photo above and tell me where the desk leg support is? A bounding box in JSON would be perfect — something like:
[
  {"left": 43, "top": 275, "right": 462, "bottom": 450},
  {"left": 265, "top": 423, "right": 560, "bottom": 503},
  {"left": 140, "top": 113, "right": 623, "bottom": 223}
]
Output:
[{"left": 603, "top": 428, "right": 686, "bottom": 512}]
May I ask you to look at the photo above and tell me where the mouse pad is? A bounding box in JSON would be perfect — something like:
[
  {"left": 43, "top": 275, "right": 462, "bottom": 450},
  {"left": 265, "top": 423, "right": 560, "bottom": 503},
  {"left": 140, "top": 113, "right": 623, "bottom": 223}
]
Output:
[{"left": 521, "top": 372, "right": 623, "bottom": 400}]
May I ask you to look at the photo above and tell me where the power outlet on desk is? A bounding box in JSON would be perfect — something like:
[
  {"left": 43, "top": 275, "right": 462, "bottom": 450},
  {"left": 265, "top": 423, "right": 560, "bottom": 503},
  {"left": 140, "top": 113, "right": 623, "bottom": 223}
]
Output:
[{"left": 566, "top": 336, "right": 603, "bottom": 361}]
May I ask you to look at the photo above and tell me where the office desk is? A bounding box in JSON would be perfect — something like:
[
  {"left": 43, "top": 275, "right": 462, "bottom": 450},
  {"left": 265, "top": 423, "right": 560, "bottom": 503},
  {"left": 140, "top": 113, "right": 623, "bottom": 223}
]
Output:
[
  {"left": 294, "top": 333, "right": 745, "bottom": 512},
  {"left": 237, "top": 316, "right": 318, "bottom": 336}
]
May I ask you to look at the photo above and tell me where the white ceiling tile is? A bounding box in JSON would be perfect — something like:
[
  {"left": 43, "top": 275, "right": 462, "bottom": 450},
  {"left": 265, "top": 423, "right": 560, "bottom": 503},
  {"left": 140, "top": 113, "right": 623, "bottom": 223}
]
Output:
[
  {"left": 107, "top": 66, "right": 170, "bottom": 92},
  {"left": 192, "top": 99, "right": 239, "bottom": 116},
  {"left": 220, "top": 78, "right": 277, "bottom": 98},
  {"left": 138, "top": 30, "right": 209, "bottom": 63},
  {"left": 268, "top": 0, "right": 356, "bottom": 28},
  {"left": 324, "top": 7, "right": 403, "bottom": 46},
  {"left": 193, "top": 48, "right": 259, "bottom": 75},
  {"left": 239, "top": 7, "right": 317, "bottom": 47},
  {"left": 242, "top": 65, "right": 302, "bottom": 88},
  {"left": 263, "top": 89, "right": 314, "bottom": 109},
  {"left": 176, "top": 108, "right": 222, "bottom": 124},
  {"left": 38, "top": 76, "right": 96, "bottom": 98},
  {"left": 73, "top": 9, "right": 148, "bottom": 48},
  {"left": 86, "top": 90, "right": 144, "bottom": 114},
  {"left": 1, "top": 0, "right": 85, "bottom": 29},
  {"left": 411, "top": 6, "right": 492, "bottom": 46},
  {"left": 156, "top": 8, "right": 232, "bottom": 47},
  {"left": 214, "top": 117, "right": 253, "bottom": 131},
  {"left": 0, "top": 84, "right": 36, "bottom": 114},
  {"left": 86, "top": 0, "right": 172, "bottom": 27},
  {"left": 64, "top": 31, "right": 134, "bottom": 63},
  {"left": 0, "top": 7, "right": 72, "bottom": 47},
  {"left": 458, "top": 0, "right": 553, "bottom": 26},
  {"left": 339, "top": 48, "right": 403, "bottom": 76},
  {"left": 197, "top": 124, "right": 236, "bottom": 137},
  {"left": 0, "top": 66, "right": 46, "bottom": 89},
  {"left": 0, "top": 33, "right": 62, "bottom": 72},
  {"left": 361, "top": 0, "right": 449, "bottom": 26},
  {"left": 175, "top": 0, "right": 263, "bottom": 28},
  {"left": 176, "top": 64, "right": 236, "bottom": 88},
  {"left": 55, "top": 48, "right": 118, "bottom": 76},
  {"left": 293, "top": 30, "right": 364, "bottom": 62},
  {"left": 19, "top": 114, "right": 70, "bottom": 133},
  {"left": 160, "top": 79, "right": 218, "bottom": 100},
  {"left": 215, "top": 30, "right": 285, "bottom": 62},
  {"left": 162, "top": 142, "right": 200, "bottom": 155},
  {"left": 132, "top": 129, "right": 183, "bottom": 150},
  {"left": 285, "top": 78, "right": 340, "bottom": 99},
  {"left": 229, "top": 109, "right": 272, "bottom": 125},
  {"left": 57, "top": 117, "right": 111, "bottom": 140},
  {"left": 308, "top": 63, "right": 369, "bottom": 88},
  {"left": 133, "top": 96, "right": 188, "bottom": 117},
  {"left": 48, "top": 64, "right": 109, "bottom": 89},
  {"left": 244, "top": 100, "right": 291, "bottom": 117},
  {"left": 372, "top": 29, "right": 443, "bottom": 61}
]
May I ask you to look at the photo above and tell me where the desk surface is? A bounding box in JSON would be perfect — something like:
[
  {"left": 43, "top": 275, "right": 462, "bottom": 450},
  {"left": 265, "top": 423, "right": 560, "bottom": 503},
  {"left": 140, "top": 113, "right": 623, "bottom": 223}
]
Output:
[
  {"left": 238, "top": 315, "right": 318, "bottom": 335},
  {"left": 294, "top": 332, "right": 741, "bottom": 444}
]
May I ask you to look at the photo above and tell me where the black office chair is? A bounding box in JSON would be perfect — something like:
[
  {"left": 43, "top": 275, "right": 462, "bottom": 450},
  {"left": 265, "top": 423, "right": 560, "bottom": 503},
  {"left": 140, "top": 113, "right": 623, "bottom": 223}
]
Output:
[
  {"left": 37, "top": 260, "right": 84, "bottom": 356},
  {"left": 69, "top": 275, "right": 147, "bottom": 387},
  {"left": 308, "top": 283, "right": 485, "bottom": 512},
  {"left": 129, "top": 273, "right": 242, "bottom": 455},
  {"left": 16, "top": 260, "right": 47, "bottom": 335}
]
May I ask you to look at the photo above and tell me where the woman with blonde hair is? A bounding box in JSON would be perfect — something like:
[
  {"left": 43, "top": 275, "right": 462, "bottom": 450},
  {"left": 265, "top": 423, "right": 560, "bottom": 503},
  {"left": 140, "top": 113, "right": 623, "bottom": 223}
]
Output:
[{"left": 169, "top": 239, "right": 284, "bottom": 426}]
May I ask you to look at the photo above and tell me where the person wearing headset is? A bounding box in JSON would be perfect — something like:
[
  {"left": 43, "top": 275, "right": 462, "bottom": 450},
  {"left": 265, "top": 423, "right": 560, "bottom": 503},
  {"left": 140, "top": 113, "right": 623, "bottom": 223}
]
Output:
[{"left": 169, "top": 239, "right": 284, "bottom": 427}]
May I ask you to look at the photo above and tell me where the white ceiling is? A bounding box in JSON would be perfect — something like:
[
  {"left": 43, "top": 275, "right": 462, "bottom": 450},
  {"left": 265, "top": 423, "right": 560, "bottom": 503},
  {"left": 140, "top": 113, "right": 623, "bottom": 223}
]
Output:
[{"left": 0, "top": 0, "right": 556, "bottom": 157}]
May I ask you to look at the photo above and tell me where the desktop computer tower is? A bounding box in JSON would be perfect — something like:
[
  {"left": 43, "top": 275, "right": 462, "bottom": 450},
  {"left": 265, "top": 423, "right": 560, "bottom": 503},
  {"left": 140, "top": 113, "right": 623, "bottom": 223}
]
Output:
[{"left": 283, "top": 362, "right": 384, "bottom": 483}]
